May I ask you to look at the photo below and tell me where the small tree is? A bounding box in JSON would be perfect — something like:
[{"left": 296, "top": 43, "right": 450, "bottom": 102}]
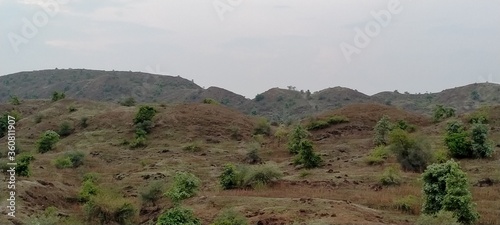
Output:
[
  {"left": 140, "top": 180, "right": 164, "bottom": 206},
  {"left": 422, "top": 160, "right": 479, "bottom": 225},
  {"left": 433, "top": 105, "right": 455, "bottom": 122},
  {"left": 444, "top": 121, "right": 472, "bottom": 158},
  {"left": 273, "top": 125, "right": 288, "bottom": 147},
  {"left": 470, "top": 123, "right": 494, "bottom": 158},
  {"left": 294, "top": 140, "right": 322, "bottom": 169},
  {"left": 134, "top": 106, "right": 156, "bottom": 125},
  {"left": 57, "top": 121, "right": 74, "bottom": 137},
  {"left": 219, "top": 164, "right": 238, "bottom": 190},
  {"left": 156, "top": 207, "right": 201, "bottom": 225},
  {"left": 287, "top": 125, "right": 309, "bottom": 154},
  {"left": 166, "top": 172, "right": 201, "bottom": 203},
  {"left": 37, "top": 131, "right": 60, "bottom": 153},
  {"left": 51, "top": 91, "right": 66, "bottom": 102},
  {"left": 388, "top": 129, "right": 432, "bottom": 173},
  {"left": 16, "top": 154, "right": 34, "bottom": 177},
  {"left": 374, "top": 115, "right": 392, "bottom": 146}
]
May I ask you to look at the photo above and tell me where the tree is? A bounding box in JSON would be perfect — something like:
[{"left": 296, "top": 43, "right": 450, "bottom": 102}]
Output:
[
  {"left": 287, "top": 125, "right": 309, "bottom": 154},
  {"left": 37, "top": 131, "right": 60, "bottom": 153},
  {"left": 422, "top": 160, "right": 479, "bottom": 225},
  {"left": 134, "top": 106, "right": 156, "bottom": 125},
  {"left": 374, "top": 115, "right": 392, "bottom": 146},
  {"left": 470, "top": 123, "right": 494, "bottom": 158},
  {"left": 294, "top": 140, "right": 322, "bottom": 169},
  {"left": 444, "top": 121, "right": 472, "bottom": 158},
  {"left": 51, "top": 91, "right": 66, "bottom": 102},
  {"left": 388, "top": 129, "right": 432, "bottom": 173}
]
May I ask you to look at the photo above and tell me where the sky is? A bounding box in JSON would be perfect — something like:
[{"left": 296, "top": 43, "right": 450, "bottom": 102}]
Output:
[{"left": 1, "top": 0, "right": 499, "bottom": 98}]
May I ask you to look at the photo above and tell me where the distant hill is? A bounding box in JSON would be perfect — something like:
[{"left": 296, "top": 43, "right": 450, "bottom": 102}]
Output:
[{"left": 1, "top": 69, "right": 500, "bottom": 121}]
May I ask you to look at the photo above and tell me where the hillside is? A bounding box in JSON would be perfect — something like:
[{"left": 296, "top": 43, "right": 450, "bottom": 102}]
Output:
[
  {"left": 0, "top": 100, "right": 499, "bottom": 225},
  {"left": 1, "top": 69, "right": 500, "bottom": 122}
]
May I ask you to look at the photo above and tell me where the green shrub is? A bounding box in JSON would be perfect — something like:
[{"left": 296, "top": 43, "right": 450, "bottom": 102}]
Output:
[
  {"left": 433, "top": 148, "right": 450, "bottom": 163},
  {"left": 287, "top": 125, "right": 309, "bottom": 154},
  {"left": 467, "top": 111, "right": 489, "bottom": 124},
  {"left": 273, "top": 125, "right": 288, "bottom": 147},
  {"left": 253, "top": 117, "right": 271, "bottom": 136},
  {"left": 471, "top": 123, "right": 494, "bottom": 158},
  {"left": 415, "top": 210, "right": 460, "bottom": 225},
  {"left": 254, "top": 94, "right": 264, "bottom": 102},
  {"left": 422, "top": 160, "right": 479, "bottom": 225},
  {"left": 220, "top": 164, "right": 238, "bottom": 190},
  {"left": 365, "top": 146, "right": 390, "bottom": 165},
  {"left": 305, "top": 116, "right": 349, "bottom": 130},
  {"left": 379, "top": 166, "right": 401, "bottom": 186},
  {"left": 80, "top": 117, "right": 88, "bottom": 128},
  {"left": 219, "top": 163, "right": 282, "bottom": 189},
  {"left": 53, "top": 157, "right": 72, "bottom": 169},
  {"left": 27, "top": 206, "right": 61, "bottom": 225},
  {"left": 374, "top": 115, "right": 392, "bottom": 146},
  {"left": 57, "top": 121, "right": 73, "bottom": 137},
  {"left": 9, "top": 95, "right": 21, "bottom": 105},
  {"left": 134, "top": 106, "right": 156, "bottom": 125},
  {"left": 433, "top": 105, "right": 455, "bottom": 122},
  {"left": 34, "top": 114, "right": 43, "bottom": 124},
  {"left": 445, "top": 121, "right": 472, "bottom": 158},
  {"left": 388, "top": 129, "right": 432, "bottom": 173},
  {"left": 37, "top": 131, "right": 60, "bottom": 153},
  {"left": 68, "top": 105, "right": 77, "bottom": 112},
  {"left": 140, "top": 180, "right": 164, "bottom": 206},
  {"left": 293, "top": 140, "right": 322, "bottom": 169},
  {"left": 245, "top": 143, "right": 262, "bottom": 164},
  {"left": 182, "top": 142, "right": 202, "bottom": 152},
  {"left": 78, "top": 180, "right": 99, "bottom": 203},
  {"left": 16, "top": 154, "right": 34, "bottom": 177},
  {"left": 120, "top": 97, "right": 136, "bottom": 106},
  {"left": 156, "top": 207, "right": 201, "bottom": 225},
  {"left": 393, "top": 195, "right": 419, "bottom": 214},
  {"left": 135, "top": 120, "right": 154, "bottom": 134},
  {"left": 84, "top": 191, "right": 136, "bottom": 225},
  {"left": 51, "top": 91, "right": 65, "bottom": 102},
  {"left": 166, "top": 172, "right": 201, "bottom": 203},
  {"left": 202, "top": 98, "right": 219, "bottom": 104},
  {"left": 211, "top": 209, "right": 248, "bottom": 225},
  {"left": 83, "top": 173, "right": 99, "bottom": 183},
  {"left": 130, "top": 136, "right": 147, "bottom": 149},
  {"left": 53, "top": 151, "right": 85, "bottom": 169}
]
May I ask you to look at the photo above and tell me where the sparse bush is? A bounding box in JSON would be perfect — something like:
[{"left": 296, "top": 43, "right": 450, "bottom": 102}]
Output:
[
  {"left": 130, "top": 136, "right": 147, "bottom": 149},
  {"left": 395, "top": 120, "right": 416, "bottom": 133},
  {"left": 51, "top": 91, "right": 65, "bottom": 102},
  {"left": 166, "top": 172, "right": 201, "bottom": 203},
  {"left": 202, "top": 98, "right": 219, "bottom": 104},
  {"left": 293, "top": 140, "right": 322, "bottom": 169},
  {"left": 433, "top": 105, "right": 455, "bottom": 122},
  {"left": 254, "top": 94, "right": 264, "bottom": 102},
  {"left": 415, "top": 210, "right": 460, "bottom": 225},
  {"left": 57, "top": 121, "right": 73, "bottom": 137},
  {"left": 471, "top": 122, "right": 494, "bottom": 158},
  {"left": 83, "top": 172, "right": 99, "bottom": 183},
  {"left": 68, "top": 105, "right": 77, "bottom": 112},
  {"left": 388, "top": 129, "right": 432, "bottom": 173},
  {"left": 27, "top": 206, "right": 61, "bottom": 225},
  {"left": 133, "top": 106, "right": 156, "bottom": 125},
  {"left": 253, "top": 117, "right": 271, "bottom": 136},
  {"left": 273, "top": 125, "right": 288, "bottom": 147},
  {"left": 53, "top": 157, "right": 72, "bottom": 169},
  {"left": 245, "top": 143, "right": 262, "bottom": 164},
  {"left": 140, "top": 180, "right": 164, "bottom": 206},
  {"left": 374, "top": 115, "right": 392, "bottom": 146},
  {"left": 9, "top": 95, "right": 21, "bottom": 105},
  {"left": 211, "top": 209, "right": 248, "bottom": 225},
  {"left": 182, "top": 142, "right": 202, "bottom": 152},
  {"left": 422, "top": 160, "right": 479, "bottom": 225},
  {"left": 219, "top": 163, "right": 282, "bottom": 189},
  {"left": 433, "top": 148, "right": 450, "bottom": 163},
  {"left": 379, "top": 166, "right": 401, "bottom": 186},
  {"left": 37, "top": 130, "right": 60, "bottom": 153},
  {"left": 84, "top": 190, "right": 136, "bottom": 225},
  {"left": 120, "top": 97, "right": 136, "bottom": 106},
  {"left": 53, "top": 151, "right": 85, "bottom": 169},
  {"left": 305, "top": 116, "right": 349, "bottom": 130},
  {"left": 135, "top": 120, "right": 154, "bottom": 134},
  {"left": 287, "top": 125, "right": 309, "bottom": 154},
  {"left": 16, "top": 154, "right": 34, "bottom": 177},
  {"left": 80, "top": 117, "right": 88, "bottom": 128},
  {"left": 229, "top": 126, "right": 242, "bottom": 140},
  {"left": 156, "top": 207, "right": 201, "bottom": 225},
  {"left": 393, "top": 195, "right": 419, "bottom": 214},
  {"left": 468, "top": 111, "right": 489, "bottom": 124},
  {"left": 365, "top": 146, "right": 390, "bottom": 165},
  {"left": 34, "top": 114, "right": 43, "bottom": 124}
]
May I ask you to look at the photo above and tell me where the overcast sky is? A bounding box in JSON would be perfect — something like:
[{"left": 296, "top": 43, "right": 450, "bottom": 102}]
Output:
[{"left": 1, "top": 0, "right": 499, "bottom": 98}]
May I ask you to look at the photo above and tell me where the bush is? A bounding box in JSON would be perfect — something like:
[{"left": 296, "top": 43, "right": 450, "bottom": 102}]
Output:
[
  {"left": 135, "top": 120, "right": 154, "bottom": 134},
  {"left": 433, "top": 105, "right": 455, "bottom": 122},
  {"left": 393, "top": 195, "right": 419, "bottom": 214},
  {"left": 16, "top": 154, "right": 34, "bottom": 177},
  {"left": 84, "top": 191, "right": 136, "bottom": 225},
  {"left": 83, "top": 172, "right": 99, "bottom": 183},
  {"left": 273, "top": 125, "right": 288, "bottom": 147},
  {"left": 140, "top": 180, "right": 164, "bottom": 206},
  {"left": 34, "top": 114, "right": 43, "bottom": 124},
  {"left": 53, "top": 151, "right": 85, "bottom": 169},
  {"left": 395, "top": 120, "right": 416, "bottom": 133},
  {"left": 211, "top": 209, "right": 248, "bottom": 225},
  {"left": 388, "top": 129, "right": 432, "bottom": 173},
  {"left": 68, "top": 105, "right": 77, "bottom": 112},
  {"left": 305, "top": 116, "right": 349, "bottom": 130},
  {"left": 51, "top": 91, "right": 65, "bottom": 102},
  {"left": 182, "top": 142, "right": 202, "bottom": 152},
  {"left": 9, "top": 95, "right": 21, "bottom": 105},
  {"left": 80, "top": 117, "right": 88, "bottom": 128},
  {"left": 245, "top": 143, "right": 262, "bottom": 164},
  {"left": 37, "top": 131, "right": 60, "bottom": 153},
  {"left": 166, "top": 172, "right": 201, "bottom": 203},
  {"left": 415, "top": 210, "right": 460, "bottom": 225},
  {"left": 422, "top": 160, "right": 479, "bottom": 225},
  {"left": 79, "top": 179, "right": 99, "bottom": 203},
  {"left": 433, "top": 148, "right": 450, "bottom": 163},
  {"left": 220, "top": 164, "right": 238, "bottom": 190},
  {"left": 471, "top": 123, "right": 494, "bottom": 158},
  {"left": 254, "top": 94, "right": 264, "bottom": 102},
  {"left": 156, "top": 207, "right": 201, "bottom": 225},
  {"left": 287, "top": 125, "right": 309, "bottom": 154},
  {"left": 374, "top": 115, "right": 392, "bottom": 146},
  {"left": 134, "top": 106, "right": 156, "bottom": 125},
  {"left": 468, "top": 111, "right": 489, "bottom": 124},
  {"left": 219, "top": 163, "right": 282, "bottom": 189},
  {"left": 130, "top": 136, "right": 147, "bottom": 149},
  {"left": 27, "top": 206, "right": 62, "bottom": 225},
  {"left": 57, "top": 121, "right": 73, "bottom": 137},
  {"left": 379, "top": 166, "right": 401, "bottom": 186},
  {"left": 253, "top": 117, "right": 271, "bottom": 136},
  {"left": 202, "top": 98, "right": 219, "bottom": 104},
  {"left": 120, "top": 97, "right": 136, "bottom": 106},
  {"left": 445, "top": 121, "right": 494, "bottom": 158},
  {"left": 365, "top": 146, "right": 390, "bottom": 165},
  {"left": 293, "top": 140, "right": 322, "bottom": 169}
]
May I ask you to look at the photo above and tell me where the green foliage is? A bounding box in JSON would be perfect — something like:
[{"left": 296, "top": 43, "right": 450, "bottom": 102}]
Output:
[
  {"left": 53, "top": 151, "right": 85, "bottom": 169},
  {"left": 16, "top": 154, "right": 34, "bottom": 177},
  {"left": 365, "top": 146, "right": 390, "bottom": 165},
  {"left": 130, "top": 136, "right": 147, "bottom": 149},
  {"left": 374, "top": 115, "right": 392, "bottom": 146},
  {"left": 253, "top": 117, "right": 271, "bottom": 136},
  {"left": 388, "top": 129, "right": 432, "bottom": 172},
  {"left": 83, "top": 190, "right": 136, "bottom": 225},
  {"left": 467, "top": 111, "right": 489, "bottom": 124},
  {"left": 445, "top": 121, "right": 471, "bottom": 158},
  {"left": 379, "top": 166, "right": 401, "bottom": 186},
  {"left": 120, "top": 97, "right": 136, "bottom": 106},
  {"left": 133, "top": 106, "right": 156, "bottom": 125},
  {"left": 202, "top": 98, "right": 219, "bottom": 105},
  {"left": 68, "top": 105, "right": 77, "bottom": 112},
  {"left": 57, "top": 121, "right": 73, "bottom": 137},
  {"left": 433, "top": 148, "right": 451, "bottom": 163},
  {"left": 27, "top": 206, "right": 62, "bottom": 225},
  {"left": 293, "top": 140, "right": 322, "bottom": 169},
  {"left": 422, "top": 160, "right": 479, "bottom": 225},
  {"left": 51, "top": 91, "right": 66, "bottom": 102},
  {"left": 83, "top": 172, "right": 99, "bottom": 183},
  {"left": 135, "top": 120, "right": 154, "bottom": 134},
  {"left": 220, "top": 164, "right": 238, "bottom": 190},
  {"left": 393, "top": 195, "right": 419, "bottom": 214},
  {"left": 415, "top": 210, "right": 460, "bottom": 225},
  {"left": 79, "top": 180, "right": 99, "bottom": 203},
  {"left": 245, "top": 143, "right": 262, "bottom": 164},
  {"left": 9, "top": 95, "right": 21, "bottom": 105},
  {"left": 433, "top": 105, "right": 455, "bottom": 122},
  {"left": 273, "top": 125, "right": 288, "bottom": 146},
  {"left": 211, "top": 209, "right": 248, "bottom": 225},
  {"left": 470, "top": 90, "right": 481, "bottom": 101},
  {"left": 80, "top": 117, "right": 88, "bottom": 128},
  {"left": 156, "top": 207, "right": 201, "bottom": 225},
  {"left": 140, "top": 180, "right": 164, "bottom": 206},
  {"left": 305, "top": 116, "right": 349, "bottom": 130},
  {"left": 254, "top": 94, "right": 264, "bottom": 102},
  {"left": 287, "top": 125, "right": 309, "bottom": 154},
  {"left": 182, "top": 142, "right": 202, "bottom": 152},
  {"left": 166, "top": 172, "right": 201, "bottom": 203},
  {"left": 395, "top": 120, "right": 416, "bottom": 132},
  {"left": 219, "top": 163, "right": 283, "bottom": 189},
  {"left": 37, "top": 130, "right": 60, "bottom": 153},
  {"left": 470, "top": 123, "right": 494, "bottom": 158}
]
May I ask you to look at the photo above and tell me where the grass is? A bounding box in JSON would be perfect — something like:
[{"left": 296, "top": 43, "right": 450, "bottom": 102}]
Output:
[{"left": 305, "top": 116, "right": 349, "bottom": 130}]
